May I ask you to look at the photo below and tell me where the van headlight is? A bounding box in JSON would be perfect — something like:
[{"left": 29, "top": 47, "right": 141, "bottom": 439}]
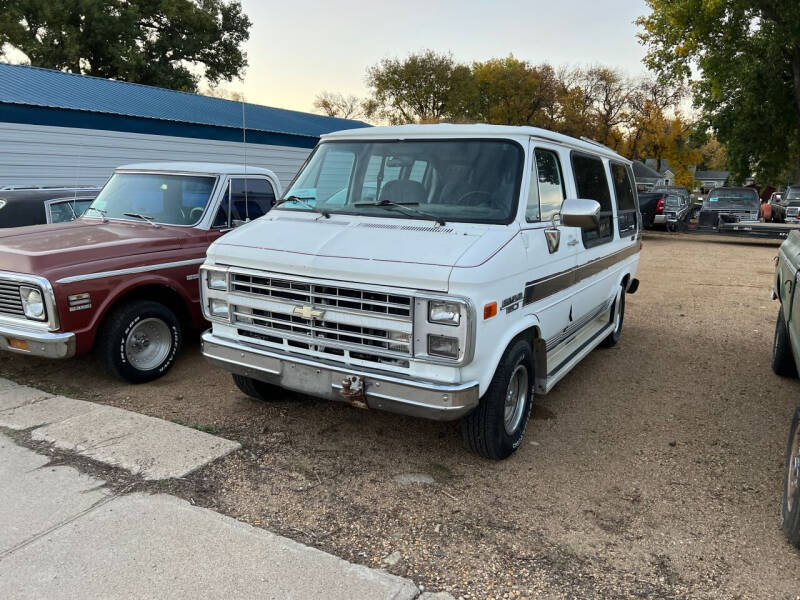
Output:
[
  {"left": 206, "top": 269, "right": 228, "bottom": 291},
  {"left": 414, "top": 296, "right": 473, "bottom": 364},
  {"left": 208, "top": 298, "right": 230, "bottom": 320},
  {"left": 428, "top": 300, "right": 461, "bottom": 326}
]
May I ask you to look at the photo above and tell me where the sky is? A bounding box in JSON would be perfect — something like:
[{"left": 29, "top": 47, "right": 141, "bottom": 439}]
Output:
[{"left": 228, "top": 0, "right": 653, "bottom": 113}]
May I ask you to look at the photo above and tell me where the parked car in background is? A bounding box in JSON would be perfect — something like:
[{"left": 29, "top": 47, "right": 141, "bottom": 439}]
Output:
[
  {"left": 771, "top": 231, "right": 800, "bottom": 547},
  {"left": 0, "top": 187, "right": 100, "bottom": 228},
  {"left": 697, "top": 187, "right": 761, "bottom": 229},
  {"left": 200, "top": 124, "right": 641, "bottom": 460},
  {"left": 664, "top": 193, "right": 692, "bottom": 230},
  {"left": 652, "top": 185, "right": 691, "bottom": 204},
  {"left": 637, "top": 191, "right": 665, "bottom": 229},
  {"left": 784, "top": 185, "right": 800, "bottom": 223},
  {"left": 0, "top": 162, "right": 280, "bottom": 383}
]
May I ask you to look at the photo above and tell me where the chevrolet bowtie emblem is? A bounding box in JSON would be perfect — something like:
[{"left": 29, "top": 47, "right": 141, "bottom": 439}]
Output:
[{"left": 293, "top": 305, "right": 324, "bottom": 320}]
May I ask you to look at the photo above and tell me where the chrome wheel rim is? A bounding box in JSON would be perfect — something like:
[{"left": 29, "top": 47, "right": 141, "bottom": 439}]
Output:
[
  {"left": 504, "top": 364, "right": 529, "bottom": 435},
  {"left": 788, "top": 424, "right": 800, "bottom": 513},
  {"left": 125, "top": 318, "right": 171, "bottom": 371}
]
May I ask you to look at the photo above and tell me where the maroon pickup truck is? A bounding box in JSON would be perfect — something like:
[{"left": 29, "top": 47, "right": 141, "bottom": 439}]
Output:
[{"left": 0, "top": 162, "right": 281, "bottom": 382}]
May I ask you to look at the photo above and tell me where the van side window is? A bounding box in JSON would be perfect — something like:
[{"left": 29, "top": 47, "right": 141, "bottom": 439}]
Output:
[
  {"left": 214, "top": 178, "right": 276, "bottom": 227},
  {"left": 571, "top": 153, "right": 614, "bottom": 247},
  {"left": 526, "top": 149, "right": 566, "bottom": 222},
  {"left": 610, "top": 162, "right": 638, "bottom": 236}
]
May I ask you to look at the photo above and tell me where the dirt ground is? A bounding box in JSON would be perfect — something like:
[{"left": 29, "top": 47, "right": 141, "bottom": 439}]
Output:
[{"left": 4, "top": 232, "right": 800, "bottom": 599}]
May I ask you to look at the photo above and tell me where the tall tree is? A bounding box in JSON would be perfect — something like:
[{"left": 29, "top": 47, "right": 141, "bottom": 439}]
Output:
[
  {"left": 637, "top": 0, "right": 800, "bottom": 183},
  {"left": 471, "top": 56, "right": 560, "bottom": 127},
  {"left": 364, "top": 50, "right": 476, "bottom": 124},
  {"left": 0, "top": 0, "right": 251, "bottom": 92}
]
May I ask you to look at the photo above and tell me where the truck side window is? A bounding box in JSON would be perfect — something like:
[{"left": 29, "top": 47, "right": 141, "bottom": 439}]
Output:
[
  {"left": 610, "top": 162, "right": 638, "bottom": 235},
  {"left": 526, "top": 149, "right": 566, "bottom": 222},
  {"left": 214, "top": 178, "right": 276, "bottom": 227},
  {"left": 571, "top": 153, "right": 614, "bottom": 247}
]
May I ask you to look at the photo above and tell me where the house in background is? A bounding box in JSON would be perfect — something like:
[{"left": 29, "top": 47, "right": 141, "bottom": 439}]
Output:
[
  {"left": 694, "top": 170, "right": 729, "bottom": 193},
  {"left": 632, "top": 160, "right": 666, "bottom": 191},
  {"left": 0, "top": 63, "right": 368, "bottom": 188}
]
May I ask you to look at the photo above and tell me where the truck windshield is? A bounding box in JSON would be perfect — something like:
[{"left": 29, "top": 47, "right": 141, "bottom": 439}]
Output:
[
  {"left": 706, "top": 189, "right": 758, "bottom": 204},
  {"left": 85, "top": 173, "right": 217, "bottom": 226},
  {"left": 278, "top": 140, "right": 523, "bottom": 224},
  {"left": 787, "top": 188, "right": 800, "bottom": 200}
]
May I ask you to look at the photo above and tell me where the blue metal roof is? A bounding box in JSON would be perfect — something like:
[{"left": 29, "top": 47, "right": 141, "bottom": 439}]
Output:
[{"left": 0, "top": 62, "right": 369, "bottom": 139}]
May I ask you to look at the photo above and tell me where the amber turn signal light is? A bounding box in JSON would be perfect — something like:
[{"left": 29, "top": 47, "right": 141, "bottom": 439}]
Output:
[
  {"left": 6, "top": 338, "right": 29, "bottom": 351},
  {"left": 483, "top": 302, "right": 498, "bottom": 320}
]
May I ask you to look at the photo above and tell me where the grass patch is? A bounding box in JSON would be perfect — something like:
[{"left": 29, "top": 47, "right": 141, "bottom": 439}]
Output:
[{"left": 171, "top": 419, "right": 220, "bottom": 435}]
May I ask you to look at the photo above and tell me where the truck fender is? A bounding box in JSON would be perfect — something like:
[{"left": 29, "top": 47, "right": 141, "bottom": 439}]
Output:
[{"left": 82, "top": 274, "right": 196, "bottom": 349}]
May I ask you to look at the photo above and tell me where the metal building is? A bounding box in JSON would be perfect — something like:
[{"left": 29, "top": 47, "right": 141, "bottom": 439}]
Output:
[{"left": 0, "top": 63, "right": 368, "bottom": 188}]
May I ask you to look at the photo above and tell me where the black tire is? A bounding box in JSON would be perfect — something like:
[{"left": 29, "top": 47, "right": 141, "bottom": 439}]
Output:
[
  {"left": 782, "top": 407, "right": 800, "bottom": 548},
  {"left": 600, "top": 283, "right": 626, "bottom": 348},
  {"left": 98, "top": 300, "right": 181, "bottom": 383},
  {"left": 461, "top": 339, "right": 534, "bottom": 460},
  {"left": 232, "top": 373, "right": 282, "bottom": 401},
  {"left": 772, "top": 306, "right": 798, "bottom": 377}
]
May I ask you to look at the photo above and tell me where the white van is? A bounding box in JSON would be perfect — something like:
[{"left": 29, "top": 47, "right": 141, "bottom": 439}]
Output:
[{"left": 200, "top": 124, "right": 640, "bottom": 459}]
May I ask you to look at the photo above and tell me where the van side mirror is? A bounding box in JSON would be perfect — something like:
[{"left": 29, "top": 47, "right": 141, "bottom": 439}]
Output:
[{"left": 560, "top": 198, "right": 601, "bottom": 230}]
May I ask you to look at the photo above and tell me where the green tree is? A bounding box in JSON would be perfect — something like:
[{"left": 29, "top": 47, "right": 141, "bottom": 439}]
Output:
[
  {"left": 637, "top": 0, "right": 800, "bottom": 183},
  {"left": 0, "top": 0, "right": 251, "bottom": 92},
  {"left": 471, "top": 56, "right": 560, "bottom": 127},
  {"left": 364, "top": 50, "right": 476, "bottom": 124}
]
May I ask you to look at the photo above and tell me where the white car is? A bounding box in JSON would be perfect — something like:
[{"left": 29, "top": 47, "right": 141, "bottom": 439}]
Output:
[{"left": 200, "top": 124, "right": 641, "bottom": 459}]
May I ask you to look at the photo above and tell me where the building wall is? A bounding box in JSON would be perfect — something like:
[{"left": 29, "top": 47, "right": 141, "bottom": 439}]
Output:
[{"left": 0, "top": 121, "right": 312, "bottom": 189}]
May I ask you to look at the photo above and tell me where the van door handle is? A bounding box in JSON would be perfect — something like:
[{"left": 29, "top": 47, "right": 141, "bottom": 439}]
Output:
[{"left": 567, "top": 239, "right": 579, "bottom": 247}]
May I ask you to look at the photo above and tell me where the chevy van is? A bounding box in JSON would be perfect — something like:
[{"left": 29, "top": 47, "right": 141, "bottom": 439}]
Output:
[{"left": 200, "top": 125, "right": 640, "bottom": 459}]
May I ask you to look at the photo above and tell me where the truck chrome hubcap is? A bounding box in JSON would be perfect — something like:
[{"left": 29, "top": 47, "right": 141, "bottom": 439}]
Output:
[
  {"left": 125, "top": 318, "right": 171, "bottom": 371},
  {"left": 613, "top": 289, "right": 623, "bottom": 332},
  {"left": 788, "top": 425, "right": 800, "bottom": 513},
  {"left": 504, "top": 364, "right": 529, "bottom": 435}
]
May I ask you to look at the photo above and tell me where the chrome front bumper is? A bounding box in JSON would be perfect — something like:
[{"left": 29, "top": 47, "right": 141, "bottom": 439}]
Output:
[
  {"left": 201, "top": 332, "right": 480, "bottom": 421},
  {"left": 0, "top": 323, "right": 75, "bottom": 359}
]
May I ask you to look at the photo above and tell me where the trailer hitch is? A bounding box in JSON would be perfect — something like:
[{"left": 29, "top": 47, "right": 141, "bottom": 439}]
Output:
[{"left": 339, "top": 375, "right": 368, "bottom": 409}]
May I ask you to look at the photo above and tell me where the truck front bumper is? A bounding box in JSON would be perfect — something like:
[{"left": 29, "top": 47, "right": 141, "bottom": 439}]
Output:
[
  {"left": 201, "top": 332, "right": 480, "bottom": 421},
  {"left": 0, "top": 323, "right": 75, "bottom": 359}
]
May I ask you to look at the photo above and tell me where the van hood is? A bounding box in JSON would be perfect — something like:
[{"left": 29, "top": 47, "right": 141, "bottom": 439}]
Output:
[
  {"left": 207, "top": 213, "right": 513, "bottom": 293},
  {"left": 0, "top": 219, "right": 186, "bottom": 277}
]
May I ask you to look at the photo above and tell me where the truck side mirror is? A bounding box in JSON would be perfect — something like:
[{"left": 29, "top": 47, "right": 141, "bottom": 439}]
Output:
[{"left": 560, "top": 198, "right": 601, "bottom": 230}]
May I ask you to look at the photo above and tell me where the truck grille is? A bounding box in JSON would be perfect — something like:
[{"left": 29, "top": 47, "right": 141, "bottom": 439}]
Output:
[
  {"left": 229, "top": 272, "right": 414, "bottom": 369},
  {"left": 0, "top": 279, "right": 24, "bottom": 318},
  {"left": 787, "top": 207, "right": 799, "bottom": 217}
]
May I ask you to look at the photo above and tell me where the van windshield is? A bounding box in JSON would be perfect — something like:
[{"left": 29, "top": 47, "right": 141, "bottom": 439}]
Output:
[
  {"left": 85, "top": 173, "right": 217, "bottom": 226},
  {"left": 278, "top": 140, "right": 523, "bottom": 224}
]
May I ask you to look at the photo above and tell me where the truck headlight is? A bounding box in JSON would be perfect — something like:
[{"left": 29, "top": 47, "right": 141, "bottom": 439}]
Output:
[
  {"left": 208, "top": 298, "right": 230, "bottom": 320},
  {"left": 206, "top": 269, "right": 228, "bottom": 291},
  {"left": 427, "top": 334, "right": 459, "bottom": 359},
  {"left": 428, "top": 300, "right": 461, "bottom": 326},
  {"left": 19, "top": 286, "right": 46, "bottom": 321}
]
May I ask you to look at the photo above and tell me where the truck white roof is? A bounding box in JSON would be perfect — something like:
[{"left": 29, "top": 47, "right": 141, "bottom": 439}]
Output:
[
  {"left": 322, "top": 124, "right": 631, "bottom": 164},
  {"left": 116, "top": 162, "right": 278, "bottom": 176}
]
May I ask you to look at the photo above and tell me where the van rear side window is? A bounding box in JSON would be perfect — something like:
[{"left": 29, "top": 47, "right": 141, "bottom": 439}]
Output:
[
  {"left": 571, "top": 153, "right": 613, "bottom": 247},
  {"left": 610, "top": 162, "right": 638, "bottom": 235}
]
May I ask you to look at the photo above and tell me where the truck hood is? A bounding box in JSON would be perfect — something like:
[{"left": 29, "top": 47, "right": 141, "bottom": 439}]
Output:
[
  {"left": 207, "top": 213, "right": 512, "bottom": 293},
  {"left": 0, "top": 219, "right": 185, "bottom": 276}
]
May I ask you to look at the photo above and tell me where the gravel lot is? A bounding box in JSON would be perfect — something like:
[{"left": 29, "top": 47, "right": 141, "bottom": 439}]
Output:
[{"left": 4, "top": 232, "right": 800, "bottom": 599}]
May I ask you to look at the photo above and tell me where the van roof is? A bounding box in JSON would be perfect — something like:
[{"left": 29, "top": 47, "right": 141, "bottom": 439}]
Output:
[{"left": 322, "top": 124, "right": 631, "bottom": 164}]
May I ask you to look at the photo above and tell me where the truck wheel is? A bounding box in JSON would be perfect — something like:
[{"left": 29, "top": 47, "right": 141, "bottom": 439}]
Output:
[
  {"left": 461, "top": 339, "right": 533, "bottom": 460},
  {"left": 99, "top": 300, "right": 181, "bottom": 383},
  {"left": 600, "top": 283, "right": 626, "bottom": 348},
  {"left": 782, "top": 407, "right": 800, "bottom": 548},
  {"left": 232, "top": 374, "right": 282, "bottom": 401},
  {"left": 772, "top": 306, "right": 798, "bottom": 377}
]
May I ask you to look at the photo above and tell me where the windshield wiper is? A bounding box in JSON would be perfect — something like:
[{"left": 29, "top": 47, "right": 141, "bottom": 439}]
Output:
[
  {"left": 354, "top": 199, "right": 446, "bottom": 227},
  {"left": 84, "top": 207, "right": 107, "bottom": 220},
  {"left": 275, "top": 195, "right": 330, "bottom": 219},
  {"left": 123, "top": 212, "right": 159, "bottom": 227}
]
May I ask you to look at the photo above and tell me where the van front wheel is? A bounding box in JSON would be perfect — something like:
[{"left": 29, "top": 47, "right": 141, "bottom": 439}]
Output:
[{"left": 461, "top": 339, "right": 534, "bottom": 460}]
